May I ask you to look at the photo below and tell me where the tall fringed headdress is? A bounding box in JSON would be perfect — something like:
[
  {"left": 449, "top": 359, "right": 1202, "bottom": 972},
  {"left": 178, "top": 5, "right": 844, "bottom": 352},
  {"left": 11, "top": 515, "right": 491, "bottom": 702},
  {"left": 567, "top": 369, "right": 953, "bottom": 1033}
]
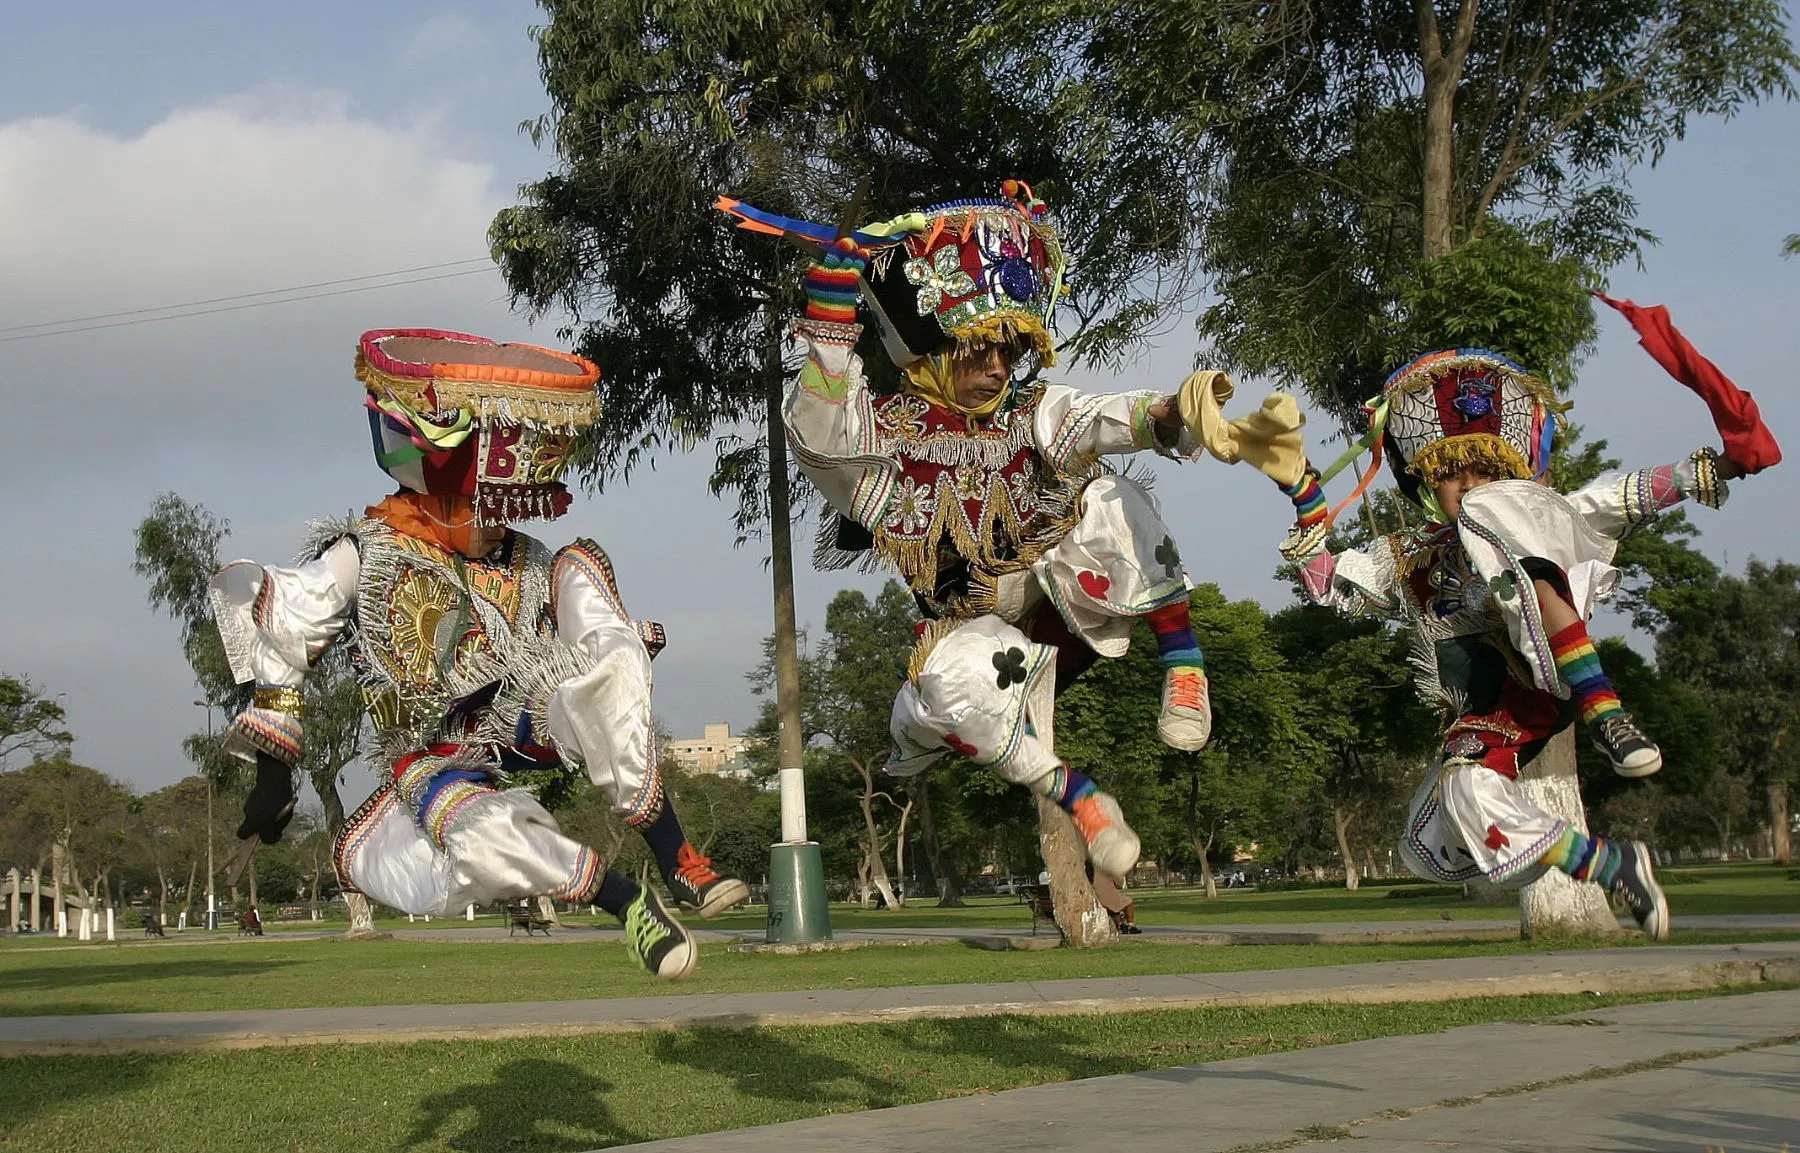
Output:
[
  {"left": 717, "top": 180, "right": 1068, "bottom": 367},
  {"left": 1308, "top": 349, "right": 1564, "bottom": 522},
  {"left": 358, "top": 328, "right": 601, "bottom": 523}
]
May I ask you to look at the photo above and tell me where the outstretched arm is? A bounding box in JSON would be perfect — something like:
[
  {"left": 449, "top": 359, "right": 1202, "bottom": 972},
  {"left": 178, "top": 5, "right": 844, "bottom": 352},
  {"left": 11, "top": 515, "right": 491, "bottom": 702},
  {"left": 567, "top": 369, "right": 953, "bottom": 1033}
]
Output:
[
  {"left": 208, "top": 536, "right": 360, "bottom": 767},
  {"left": 207, "top": 536, "right": 359, "bottom": 845},
  {"left": 1566, "top": 447, "right": 1741, "bottom": 541},
  {"left": 1033, "top": 387, "right": 1198, "bottom": 473}
]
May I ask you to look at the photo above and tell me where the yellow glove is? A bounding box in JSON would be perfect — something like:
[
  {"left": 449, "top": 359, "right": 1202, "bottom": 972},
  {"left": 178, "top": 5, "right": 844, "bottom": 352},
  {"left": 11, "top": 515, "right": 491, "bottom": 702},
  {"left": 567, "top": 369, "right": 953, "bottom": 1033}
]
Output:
[{"left": 1176, "top": 371, "right": 1309, "bottom": 487}]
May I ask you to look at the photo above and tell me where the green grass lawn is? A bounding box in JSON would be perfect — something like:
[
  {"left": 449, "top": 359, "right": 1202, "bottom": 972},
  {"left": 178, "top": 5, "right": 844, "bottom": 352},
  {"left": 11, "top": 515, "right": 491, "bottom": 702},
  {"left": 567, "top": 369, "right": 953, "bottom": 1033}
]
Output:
[
  {"left": 11, "top": 861, "right": 1775, "bottom": 947},
  {"left": 0, "top": 985, "right": 1788, "bottom": 1153},
  {"left": 0, "top": 929, "right": 1793, "bottom": 1018}
]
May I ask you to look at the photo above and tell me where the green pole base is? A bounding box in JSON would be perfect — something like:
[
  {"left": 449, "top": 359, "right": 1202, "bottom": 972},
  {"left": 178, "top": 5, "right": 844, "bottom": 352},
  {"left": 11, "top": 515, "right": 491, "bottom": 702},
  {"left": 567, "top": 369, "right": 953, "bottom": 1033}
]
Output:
[{"left": 765, "top": 842, "right": 833, "bottom": 944}]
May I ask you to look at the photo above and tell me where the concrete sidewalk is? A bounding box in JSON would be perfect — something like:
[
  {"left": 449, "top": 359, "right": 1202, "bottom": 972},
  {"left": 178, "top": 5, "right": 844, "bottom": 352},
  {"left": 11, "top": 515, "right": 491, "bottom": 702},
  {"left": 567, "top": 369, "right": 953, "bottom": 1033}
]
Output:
[
  {"left": 1, "top": 940, "right": 1795, "bottom": 1056},
  {"left": 624, "top": 986, "right": 1800, "bottom": 1152}
]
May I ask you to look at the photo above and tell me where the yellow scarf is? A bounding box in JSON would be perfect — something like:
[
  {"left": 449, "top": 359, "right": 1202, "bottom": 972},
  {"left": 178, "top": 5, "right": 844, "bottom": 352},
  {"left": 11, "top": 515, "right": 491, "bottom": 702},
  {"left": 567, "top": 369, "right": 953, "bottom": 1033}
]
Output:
[{"left": 902, "top": 353, "right": 1008, "bottom": 424}]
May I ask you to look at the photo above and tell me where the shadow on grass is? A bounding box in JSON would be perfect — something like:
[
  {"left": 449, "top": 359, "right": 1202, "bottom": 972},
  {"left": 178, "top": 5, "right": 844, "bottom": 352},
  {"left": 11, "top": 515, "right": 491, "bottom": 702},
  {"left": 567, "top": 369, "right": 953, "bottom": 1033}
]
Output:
[
  {"left": 651, "top": 1014, "right": 1156, "bottom": 1111},
  {"left": 0, "top": 958, "right": 299, "bottom": 997},
  {"left": 0, "top": 1053, "right": 177, "bottom": 1138},
  {"left": 403, "top": 1058, "right": 640, "bottom": 1151}
]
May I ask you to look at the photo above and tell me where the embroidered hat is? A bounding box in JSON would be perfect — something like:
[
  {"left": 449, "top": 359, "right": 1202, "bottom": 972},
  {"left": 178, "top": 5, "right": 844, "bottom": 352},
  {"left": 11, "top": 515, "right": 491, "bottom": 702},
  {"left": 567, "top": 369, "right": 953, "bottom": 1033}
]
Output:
[
  {"left": 859, "top": 182, "right": 1066, "bottom": 367},
  {"left": 357, "top": 328, "right": 601, "bottom": 523},
  {"left": 1378, "top": 349, "right": 1561, "bottom": 503},
  {"left": 717, "top": 181, "right": 1068, "bottom": 368}
]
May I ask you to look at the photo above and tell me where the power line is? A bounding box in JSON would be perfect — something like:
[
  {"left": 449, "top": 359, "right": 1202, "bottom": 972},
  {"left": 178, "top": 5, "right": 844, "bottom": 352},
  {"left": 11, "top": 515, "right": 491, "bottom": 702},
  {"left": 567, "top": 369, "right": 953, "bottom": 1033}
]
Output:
[
  {"left": 0, "top": 257, "right": 494, "bottom": 334},
  {"left": 0, "top": 265, "right": 499, "bottom": 344}
]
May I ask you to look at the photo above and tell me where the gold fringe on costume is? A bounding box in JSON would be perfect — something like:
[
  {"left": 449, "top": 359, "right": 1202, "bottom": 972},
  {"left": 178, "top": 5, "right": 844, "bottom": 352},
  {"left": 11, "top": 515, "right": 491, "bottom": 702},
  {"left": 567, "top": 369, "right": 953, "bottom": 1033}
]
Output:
[
  {"left": 907, "top": 617, "right": 965, "bottom": 685},
  {"left": 1409, "top": 433, "right": 1533, "bottom": 485}
]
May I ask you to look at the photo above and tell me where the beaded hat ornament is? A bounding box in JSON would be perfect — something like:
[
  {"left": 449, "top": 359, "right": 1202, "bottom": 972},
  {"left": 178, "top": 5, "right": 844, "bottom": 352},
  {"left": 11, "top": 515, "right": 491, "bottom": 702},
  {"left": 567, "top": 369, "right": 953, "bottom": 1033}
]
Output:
[
  {"left": 357, "top": 328, "right": 601, "bottom": 523},
  {"left": 717, "top": 180, "right": 1068, "bottom": 367},
  {"left": 1377, "top": 349, "right": 1562, "bottom": 505}
]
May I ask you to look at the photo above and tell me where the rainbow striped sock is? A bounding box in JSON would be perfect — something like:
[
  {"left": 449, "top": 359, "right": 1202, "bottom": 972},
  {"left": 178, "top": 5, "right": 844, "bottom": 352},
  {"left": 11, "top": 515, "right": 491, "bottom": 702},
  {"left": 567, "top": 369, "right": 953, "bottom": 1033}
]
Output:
[
  {"left": 1540, "top": 827, "right": 1623, "bottom": 887},
  {"left": 1146, "top": 601, "right": 1205, "bottom": 671},
  {"left": 1038, "top": 764, "right": 1098, "bottom": 813},
  {"left": 1549, "top": 621, "right": 1624, "bottom": 727}
]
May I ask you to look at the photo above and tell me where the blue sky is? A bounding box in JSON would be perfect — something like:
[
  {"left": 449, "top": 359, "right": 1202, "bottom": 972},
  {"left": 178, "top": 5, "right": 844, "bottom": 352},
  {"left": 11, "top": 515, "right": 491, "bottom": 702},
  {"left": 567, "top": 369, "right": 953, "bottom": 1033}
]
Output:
[{"left": 1, "top": 3, "right": 1796, "bottom": 801}]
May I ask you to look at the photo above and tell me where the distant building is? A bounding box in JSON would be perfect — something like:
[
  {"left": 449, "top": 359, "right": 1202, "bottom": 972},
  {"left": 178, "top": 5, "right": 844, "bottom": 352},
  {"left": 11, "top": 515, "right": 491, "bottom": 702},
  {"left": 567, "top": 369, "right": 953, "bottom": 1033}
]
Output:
[{"left": 665, "top": 723, "right": 756, "bottom": 775}]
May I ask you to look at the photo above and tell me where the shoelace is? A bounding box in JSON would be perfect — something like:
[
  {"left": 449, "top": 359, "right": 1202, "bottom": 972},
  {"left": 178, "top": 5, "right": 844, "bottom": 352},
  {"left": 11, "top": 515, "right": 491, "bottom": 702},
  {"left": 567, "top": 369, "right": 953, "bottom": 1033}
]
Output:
[
  {"left": 1598, "top": 714, "right": 1647, "bottom": 746},
  {"left": 1167, "top": 670, "right": 1208, "bottom": 712},
  {"left": 623, "top": 891, "right": 671, "bottom": 962},
  {"left": 676, "top": 844, "right": 721, "bottom": 887}
]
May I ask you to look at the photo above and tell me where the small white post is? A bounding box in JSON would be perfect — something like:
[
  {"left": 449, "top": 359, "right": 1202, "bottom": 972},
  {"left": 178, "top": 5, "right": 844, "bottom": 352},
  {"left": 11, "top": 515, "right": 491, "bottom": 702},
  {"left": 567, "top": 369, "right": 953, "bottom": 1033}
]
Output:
[
  {"left": 57, "top": 909, "right": 67, "bottom": 937},
  {"left": 77, "top": 909, "right": 91, "bottom": 941},
  {"left": 177, "top": 910, "right": 187, "bottom": 931},
  {"left": 106, "top": 907, "right": 115, "bottom": 941},
  {"left": 407, "top": 913, "right": 415, "bottom": 922},
  {"left": 466, "top": 904, "right": 475, "bottom": 921}
]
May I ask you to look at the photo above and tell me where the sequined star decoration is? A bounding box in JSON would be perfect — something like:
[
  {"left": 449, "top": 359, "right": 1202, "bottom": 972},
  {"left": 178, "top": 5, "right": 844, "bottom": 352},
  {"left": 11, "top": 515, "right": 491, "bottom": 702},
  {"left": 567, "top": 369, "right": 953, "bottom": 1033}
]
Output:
[{"left": 904, "top": 246, "right": 976, "bottom": 315}]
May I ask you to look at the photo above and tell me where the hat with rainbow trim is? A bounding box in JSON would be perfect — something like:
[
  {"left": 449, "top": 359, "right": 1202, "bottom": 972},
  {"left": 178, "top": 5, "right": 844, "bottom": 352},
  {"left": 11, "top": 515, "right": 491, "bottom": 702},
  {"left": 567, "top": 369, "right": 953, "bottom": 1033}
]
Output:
[{"left": 357, "top": 329, "right": 600, "bottom": 523}]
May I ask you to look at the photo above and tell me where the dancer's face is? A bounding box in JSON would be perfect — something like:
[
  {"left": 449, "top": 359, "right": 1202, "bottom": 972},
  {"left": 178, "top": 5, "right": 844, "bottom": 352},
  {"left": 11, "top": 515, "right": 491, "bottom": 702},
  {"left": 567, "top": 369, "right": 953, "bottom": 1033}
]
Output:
[
  {"left": 950, "top": 342, "right": 1017, "bottom": 410},
  {"left": 1431, "top": 463, "right": 1512, "bottom": 521},
  {"left": 461, "top": 520, "right": 509, "bottom": 558}
]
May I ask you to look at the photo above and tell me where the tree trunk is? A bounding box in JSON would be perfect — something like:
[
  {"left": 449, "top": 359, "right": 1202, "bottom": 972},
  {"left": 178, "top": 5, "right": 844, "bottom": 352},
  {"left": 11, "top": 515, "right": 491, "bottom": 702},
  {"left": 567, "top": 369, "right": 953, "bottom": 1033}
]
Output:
[
  {"left": 911, "top": 775, "right": 964, "bottom": 906},
  {"left": 765, "top": 336, "right": 808, "bottom": 845},
  {"left": 1036, "top": 795, "right": 1113, "bottom": 946},
  {"left": 1415, "top": 0, "right": 1477, "bottom": 261},
  {"left": 1194, "top": 833, "right": 1218, "bottom": 900},
  {"left": 1333, "top": 804, "right": 1360, "bottom": 890},
  {"left": 182, "top": 860, "right": 197, "bottom": 923},
  {"left": 855, "top": 766, "right": 899, "bottom": 909},
  {"left": 344, "top": 891, "right": 378, "bottom": 938},
  {"left": 891, "top": 796, "right": 914, "bottom": 905},
  {"left": 1766, "top": 777, "right": 1791, "bottom": 864},
  {"left": 534, "top": 894, "right": 563, "bottom": 927},
  {"left": 247, "top": 861, "right": 259, "bottom": 913},
  {"left": 1517, "top": 730, "right": 1620, "bottom": 939}
]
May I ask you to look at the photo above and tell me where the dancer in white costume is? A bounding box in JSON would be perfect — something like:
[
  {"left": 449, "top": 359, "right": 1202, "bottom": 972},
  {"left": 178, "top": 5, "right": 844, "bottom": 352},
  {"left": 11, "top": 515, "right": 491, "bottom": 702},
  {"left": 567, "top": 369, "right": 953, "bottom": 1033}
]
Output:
[
  {"left": 1274, "top": 341, "right": 1775, "bottom": 940},
  {"left": 720, "top": 183, "right": 1304, "bottom": 878},
  {"left": 210, "top": 329, "right": 747, "bottom": 978}
]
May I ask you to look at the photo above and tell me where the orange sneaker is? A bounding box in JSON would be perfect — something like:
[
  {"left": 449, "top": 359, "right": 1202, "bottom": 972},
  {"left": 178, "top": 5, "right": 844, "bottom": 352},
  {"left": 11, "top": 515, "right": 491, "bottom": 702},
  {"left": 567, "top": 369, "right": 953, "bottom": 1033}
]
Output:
[
  {"left": 1158, "top": 667, "right": 1212, "bottom": 752},
  {"left": 1068, "top": 790, "right": 1141, "bottom": 879},
  {"left": 667, "top": 843, "right": 750, "bottom": 919}
]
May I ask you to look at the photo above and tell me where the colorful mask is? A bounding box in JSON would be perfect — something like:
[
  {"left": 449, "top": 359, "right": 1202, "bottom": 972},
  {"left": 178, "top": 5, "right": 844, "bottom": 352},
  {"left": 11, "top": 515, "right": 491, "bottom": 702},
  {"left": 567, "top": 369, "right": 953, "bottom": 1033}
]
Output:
[{"left": 357, "top": 328, "right": 600, "bottom": 523}]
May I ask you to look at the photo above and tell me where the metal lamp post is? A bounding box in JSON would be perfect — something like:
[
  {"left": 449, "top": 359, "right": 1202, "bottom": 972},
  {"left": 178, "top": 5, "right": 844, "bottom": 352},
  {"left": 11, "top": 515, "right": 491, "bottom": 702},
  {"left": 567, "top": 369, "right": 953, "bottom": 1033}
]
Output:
[{"left": 194, "top": 700, "right": 218, "bottom": 931}]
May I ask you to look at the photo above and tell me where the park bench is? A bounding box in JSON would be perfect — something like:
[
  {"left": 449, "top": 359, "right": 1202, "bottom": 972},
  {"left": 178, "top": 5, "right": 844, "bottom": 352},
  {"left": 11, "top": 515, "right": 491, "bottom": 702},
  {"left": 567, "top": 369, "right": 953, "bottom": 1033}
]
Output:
[
  {"left": 1025, "top": 883, "right": 1060, "bottom": 938},
  {"left": 142, "top": 914, "right": 166, "bottom": 938},
  {"left": 507, "top": 902, "right": 553, "bottom": 937}
]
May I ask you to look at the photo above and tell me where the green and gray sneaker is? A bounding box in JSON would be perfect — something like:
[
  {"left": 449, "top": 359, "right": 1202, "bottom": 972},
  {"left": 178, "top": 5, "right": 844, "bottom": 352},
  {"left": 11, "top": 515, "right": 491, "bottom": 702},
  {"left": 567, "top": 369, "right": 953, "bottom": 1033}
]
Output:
[{"left": 621, "top": 884, "right": 697, "bottom": 980}]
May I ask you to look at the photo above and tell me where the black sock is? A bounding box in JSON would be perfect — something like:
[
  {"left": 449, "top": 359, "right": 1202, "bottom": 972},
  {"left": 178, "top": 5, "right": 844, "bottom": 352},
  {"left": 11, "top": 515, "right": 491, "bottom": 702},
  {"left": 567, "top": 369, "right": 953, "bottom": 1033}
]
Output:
[
  {"left": 638, "top": 804, "right": 688, "bottom": 882},
  {"left": 591, "top": 871, "right": 640, "bottom": 918}
]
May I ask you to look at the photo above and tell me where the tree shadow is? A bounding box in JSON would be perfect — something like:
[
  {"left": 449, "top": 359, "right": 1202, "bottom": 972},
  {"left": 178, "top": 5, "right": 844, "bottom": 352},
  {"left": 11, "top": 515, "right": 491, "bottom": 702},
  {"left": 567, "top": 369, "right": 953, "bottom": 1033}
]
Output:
[
  {"left": 651, "top": 1026, "right": 910, "bottom": 1110},
  {"left": 0, "top": 958, "right": 299, "bottom": 997},
  {"left": 651, "top": 1013, "right": 1152, "bottom": 1112},
  {"left": 404, "top": 1057, "right": 640, "bottom": 1151}
]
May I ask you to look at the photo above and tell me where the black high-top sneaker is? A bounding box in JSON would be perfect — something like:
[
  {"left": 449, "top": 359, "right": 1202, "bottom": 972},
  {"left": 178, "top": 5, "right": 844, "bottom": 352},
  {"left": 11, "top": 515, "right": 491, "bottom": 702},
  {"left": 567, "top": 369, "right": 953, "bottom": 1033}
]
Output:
[
  {"left": 1609, "top": 840, "right": 1670, "bottom": 941},
  {"left": 1591, "top": 712, "right": 1663, "bottom": 778},
  {"left": 666, "top": 843, "right": 750, "bottom": 919},
  {"left": 621, "top": 885, "right": 697, "bottom": 979}
]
